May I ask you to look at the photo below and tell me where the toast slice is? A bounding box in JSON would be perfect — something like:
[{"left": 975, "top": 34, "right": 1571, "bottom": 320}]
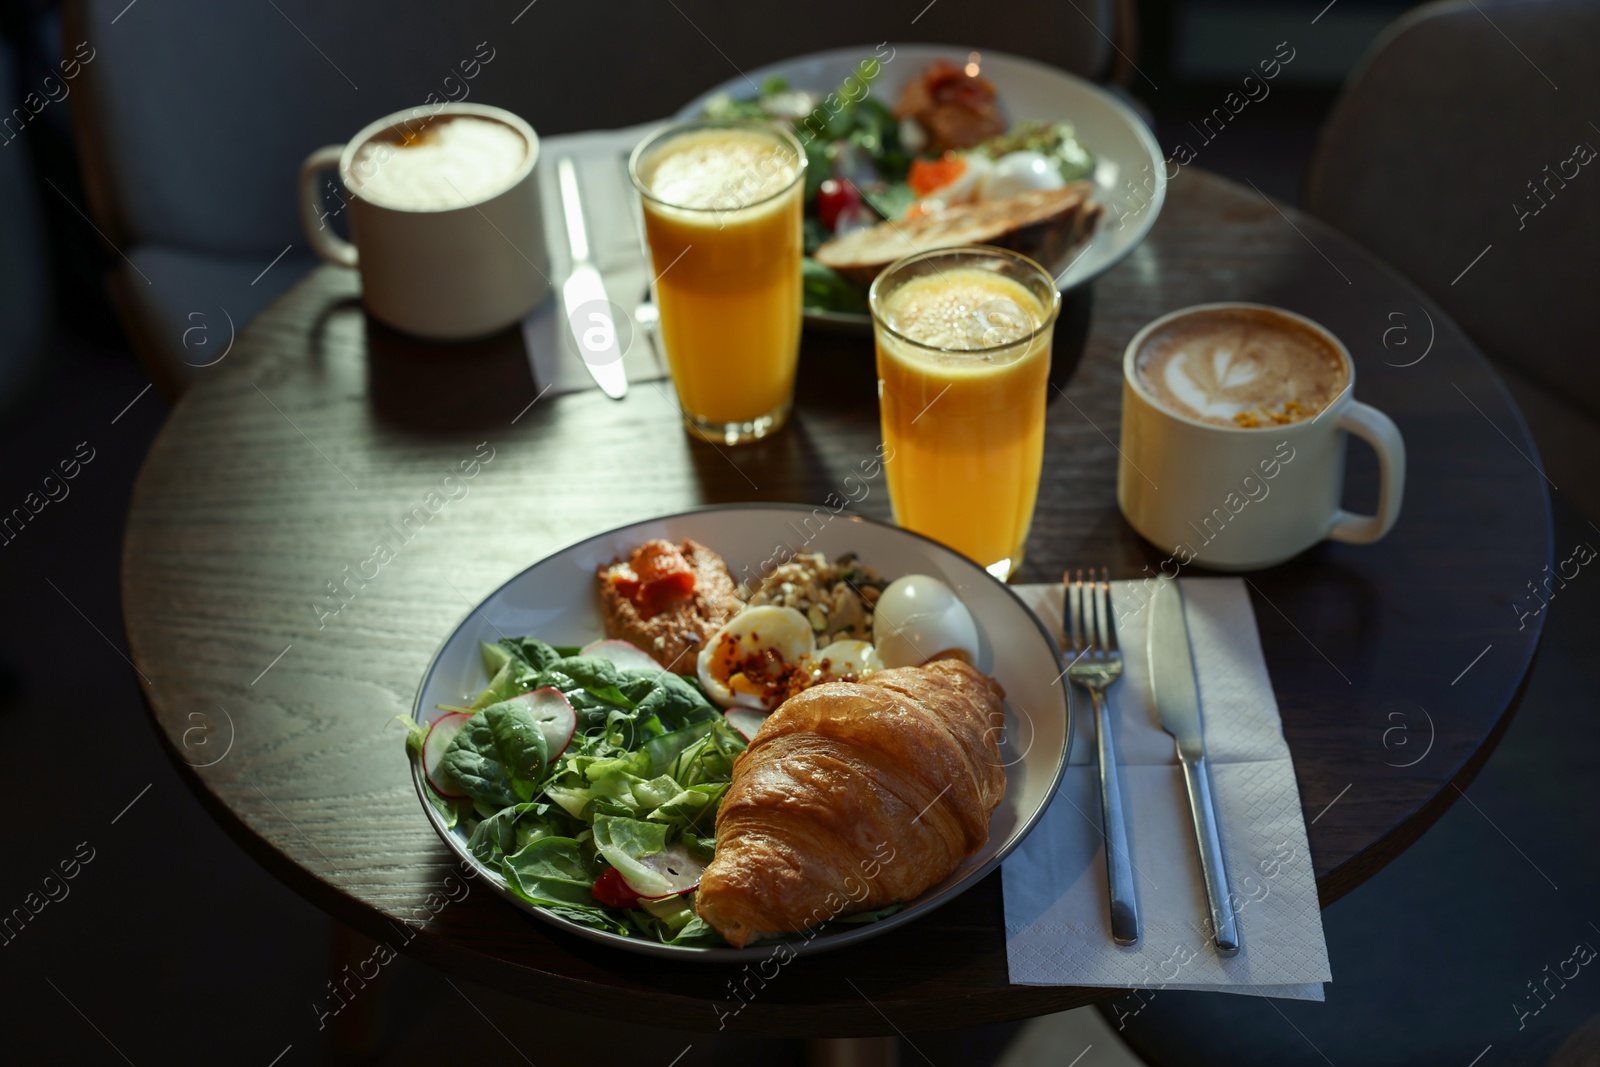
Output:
[{"left": 814, "top": 181, "right": 1102, "bottom": 288}]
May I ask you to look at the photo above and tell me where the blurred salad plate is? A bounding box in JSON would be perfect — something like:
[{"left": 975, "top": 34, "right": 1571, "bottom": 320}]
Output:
[{"left": 678, "top": 43, "right": 1166, "bottom": 333}]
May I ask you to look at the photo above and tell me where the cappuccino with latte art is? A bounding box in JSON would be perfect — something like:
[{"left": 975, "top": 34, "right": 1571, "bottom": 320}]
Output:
[
  {"left": 1119, "top": 302, "right": 1406, "bottom": 570},
  {"left": 1133, "top": 306, "right": 1348, "bottom": 428}
]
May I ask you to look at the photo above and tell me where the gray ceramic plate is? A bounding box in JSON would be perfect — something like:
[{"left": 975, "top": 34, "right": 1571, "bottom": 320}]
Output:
[
  {"left": 410, "top": 505, "right": 1072, "bottom": 959},
  {"left": 675, "top": 43, "right": 1166, "bottom": 335}
]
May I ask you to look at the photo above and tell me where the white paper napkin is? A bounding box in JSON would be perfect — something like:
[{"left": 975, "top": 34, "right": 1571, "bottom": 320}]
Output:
[
  {"left": 521, "top": 122, "right": 671, "bottom": 396},
  {"left": 1003, "top": 578, "right": 1331, "bottom": 1001}
]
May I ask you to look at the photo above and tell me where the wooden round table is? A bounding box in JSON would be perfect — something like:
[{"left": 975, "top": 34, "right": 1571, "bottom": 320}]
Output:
[{"left": 122, "top": 169, "right": 1548, "bottom": 1036}]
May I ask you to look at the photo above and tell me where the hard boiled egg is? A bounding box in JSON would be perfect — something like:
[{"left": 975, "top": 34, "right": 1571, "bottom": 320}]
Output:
[
  {"left": 811, "top": 640, "right": 885, "bottom": 683},
  {"left": 978, "top": 150, "right": 1067, "bottom": 201},
  {"left": 872, "top": 575, "right": 981, "bottom": 669},
  {"left": 935, "top": 152, "right": 992, "bottom": 205},
  {"left": 697, "top": 606, "right": 816, "bottom": 710}
]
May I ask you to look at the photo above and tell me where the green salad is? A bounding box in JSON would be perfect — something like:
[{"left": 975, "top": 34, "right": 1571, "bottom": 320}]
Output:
[{"left": 405, "top": 635, "right": 746, "bottom": 946}]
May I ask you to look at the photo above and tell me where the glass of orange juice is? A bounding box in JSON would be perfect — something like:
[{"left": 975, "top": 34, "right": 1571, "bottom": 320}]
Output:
[
  {"left": 870, "top": 247, "right": 1061, "bottom": 580},
  {"left": 629, "top": 120, "right": 806, "bottom": 444}
]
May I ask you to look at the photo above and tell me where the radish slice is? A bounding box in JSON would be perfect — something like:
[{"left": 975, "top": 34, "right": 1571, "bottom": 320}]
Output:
[
  {"left": 422, "top": 712, "right": 470, "bottom": 798},
  {"left": 505, "top": 687, "right": 577, "bottom": 761},
  {"left": 724, "top": 708, "right": 766, "bottom": 743},
  {"left": 626, "top": 843, "right": 707, "bottom": 900},
  {"left": 580, "top": 638, "right": 664, "bottom": 673}
]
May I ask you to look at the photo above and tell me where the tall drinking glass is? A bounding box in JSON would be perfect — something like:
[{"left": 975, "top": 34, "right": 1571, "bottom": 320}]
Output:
[
  {"left": 870, "top": 247, "right": 1061, "bottom": 580},
  {"left": 629, "top": 120, "right": 806, "bottom": 444}
]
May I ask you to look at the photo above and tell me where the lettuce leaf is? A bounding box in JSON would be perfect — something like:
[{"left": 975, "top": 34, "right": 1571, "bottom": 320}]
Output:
[
  {"left": 591, "top": 815, "right": 674, "bottom": 897},
  {"left": 470, "top": 658, "right": 524, "bottom": 710},
  {"left": 643, "top": 720, "right": 715, "bottom": 776},
  {"left": 501, "top": 837, "right": 599, "bottom": 907}
]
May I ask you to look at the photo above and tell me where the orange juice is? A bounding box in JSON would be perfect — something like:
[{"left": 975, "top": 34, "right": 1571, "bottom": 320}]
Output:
[
  {"left": 632, "top": 123, "right": 804, "bottom": 442},
  {"left": 872, "top": 255, "right": 1058, "bottom": 578}
]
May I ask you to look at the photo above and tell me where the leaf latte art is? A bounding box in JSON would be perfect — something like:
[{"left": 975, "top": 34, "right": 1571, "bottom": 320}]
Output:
[{"left": 1134, "top": 307, "right": 1348, "bottom": 428}]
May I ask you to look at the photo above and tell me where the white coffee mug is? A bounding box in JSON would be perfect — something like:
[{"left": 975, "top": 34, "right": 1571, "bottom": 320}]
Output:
[
  {"left": 1117, "top": 303, "right": 1405, "bottom": 571},
  {"left": 297, "top": 103, "right": 549, "bottom": 340}
]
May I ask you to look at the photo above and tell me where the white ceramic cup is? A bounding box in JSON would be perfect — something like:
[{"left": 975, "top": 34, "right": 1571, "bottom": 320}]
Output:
[
  {"left": 297, "top": 103, "right": 549, "bottom": 340},
  {"left": 1116, "top": 303, "right": 1406, "bottom": 571}
]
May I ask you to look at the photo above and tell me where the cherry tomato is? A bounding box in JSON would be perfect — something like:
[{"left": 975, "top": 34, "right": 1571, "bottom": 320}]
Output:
[
  {"left": 816, "top": 178, "right": 861, "bottom": 231},
  {"left": 592, "top": 866, "right": 642, "bottom": 909}
]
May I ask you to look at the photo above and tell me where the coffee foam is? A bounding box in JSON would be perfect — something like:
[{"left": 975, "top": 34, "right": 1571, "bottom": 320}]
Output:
[
  {"left": 348, "top": 114, "right": 527, "bottom": 211},
  {"left": 1134, "top": 308, "right": 1348, "bottom": 428}
]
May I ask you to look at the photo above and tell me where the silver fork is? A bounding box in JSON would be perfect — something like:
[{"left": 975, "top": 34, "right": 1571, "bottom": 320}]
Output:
[{"left": 1065, "top": 567, "right": 1140, "bottom": 945}]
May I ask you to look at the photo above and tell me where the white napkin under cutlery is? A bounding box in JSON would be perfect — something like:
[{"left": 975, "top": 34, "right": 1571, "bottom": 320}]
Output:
[{"left": 1003, "top": 578, "right": 1332, "bottom": 1001}]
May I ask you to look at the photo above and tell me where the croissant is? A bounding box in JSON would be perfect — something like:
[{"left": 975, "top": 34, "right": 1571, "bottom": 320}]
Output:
[{"left": 695, "top": 659, "right": 1006, "bottom": 947}]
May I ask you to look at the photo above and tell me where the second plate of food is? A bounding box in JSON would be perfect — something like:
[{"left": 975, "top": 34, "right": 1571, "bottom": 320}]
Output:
[
  {"left": 676, "top": 43, "right": 1166, "bottom": 333},
  {"left": 407, "top": 505, "right": 1072, "bottom": 960}
]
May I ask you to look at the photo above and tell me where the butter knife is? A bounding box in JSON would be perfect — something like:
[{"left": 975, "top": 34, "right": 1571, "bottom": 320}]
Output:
[
  {"left": 1148, "top": 578, "right": 1240, "bottom": 956},
  {"left": 556, "top": 156, "right": 627, "bottom": 399}
]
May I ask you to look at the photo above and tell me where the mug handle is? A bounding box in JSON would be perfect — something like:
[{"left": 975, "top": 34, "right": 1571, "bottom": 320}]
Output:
[
  {"left": 298, "top": 144, "right": 358, "bottom": 268},
  {"left": 1328, "top": 400, "right": 1406, "bottom": 544}
]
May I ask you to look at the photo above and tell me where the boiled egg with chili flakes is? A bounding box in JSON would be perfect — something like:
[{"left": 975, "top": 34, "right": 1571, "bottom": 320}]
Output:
[
  {"left": 872, "top": 575, "right": 981, "bottom": 669},
  {"left": 907, "top": 152, "right": 992, "bottom": 208},
  {"left": 697, "top": 606, "right": 816, "bottom": 710},
  {"left": 811, "top": 640, "right": 885, "bottom": 683}
]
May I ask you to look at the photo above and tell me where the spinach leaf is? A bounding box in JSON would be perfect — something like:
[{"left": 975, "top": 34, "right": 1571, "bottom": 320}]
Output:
[
  {"left": 616, "top": 672, "right": 662, "bottom": 706},
  {"left": 663, "top": 916, "right": 726, "bottom": 946},
  {"left": 523, "top": 666, "right": 575, "bottom": 694},
  {"left": 501, "top": 837, "right": 600, "bottom": 907},
  {"left": 547, "top": 656, "right": 637, "bottom": 709},
  {"left": 498, "top": 636, "right": 561, "bottom": 673},
  {"left": 551, "top": 655, "right": 623, "bottom": 693},
  {"left": 860, "top": 181, "right": 915, "bottom": 222},
  {"left": 439, "top": 714, "right": 519, "bottom": 809},
  {"left": 482, "top": 700, "right": 549, "bottom": 801},
  {"left": 633, "top": 671, "right": 718, "bottom": 731},
  {"left": 468, "top": 801, "right": 568, "bottom": 863},
  {"left": 803, "top": 258, "right": 868, "bottom": 315},
  {"left": 543, "top": 903, "right": 631, "bottom": 934}
]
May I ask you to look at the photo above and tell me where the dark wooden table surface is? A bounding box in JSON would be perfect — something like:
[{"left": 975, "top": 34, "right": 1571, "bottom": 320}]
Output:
[{"left": 121, "top": 168, "right": 1549, "bottom": 1036}]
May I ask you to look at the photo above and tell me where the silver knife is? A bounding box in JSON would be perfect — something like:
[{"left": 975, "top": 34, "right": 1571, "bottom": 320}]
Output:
[
  {"left": 1148, "top": 578, "right": 1241, "bottom": 956},
  {"left": 556, "top": 156, "right": 627, "bottom": 399}
]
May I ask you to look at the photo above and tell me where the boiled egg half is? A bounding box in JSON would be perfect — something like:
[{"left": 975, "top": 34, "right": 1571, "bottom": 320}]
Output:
[
  {"left": 697, "top": 606, "right": 816, "bottom": 710},
  {"left": 811, "top": 640, "right": 885, "bottom": 683},
  {"left": 872, "top": 575, "right": 981, "bottom": 668},
  {"left": 978, "top": 150, "right": 1067, "bottom": 201}
]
